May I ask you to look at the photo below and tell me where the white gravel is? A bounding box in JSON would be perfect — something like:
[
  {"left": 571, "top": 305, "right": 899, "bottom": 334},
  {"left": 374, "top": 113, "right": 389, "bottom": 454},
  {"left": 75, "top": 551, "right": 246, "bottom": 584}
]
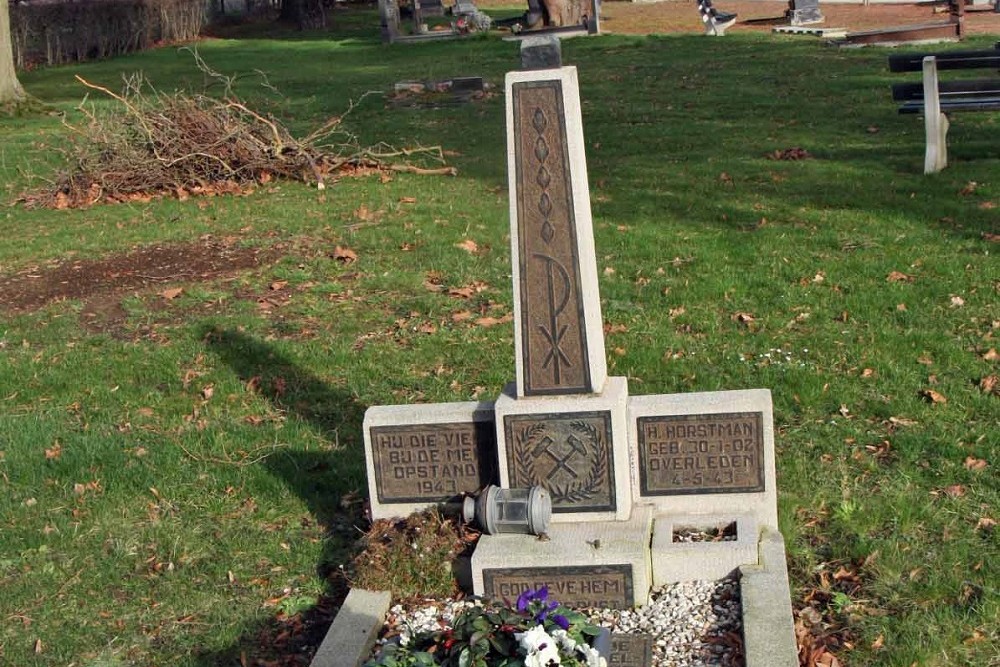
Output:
[{"left": 377, "top": 576, "right": 743, "bottom": 667}]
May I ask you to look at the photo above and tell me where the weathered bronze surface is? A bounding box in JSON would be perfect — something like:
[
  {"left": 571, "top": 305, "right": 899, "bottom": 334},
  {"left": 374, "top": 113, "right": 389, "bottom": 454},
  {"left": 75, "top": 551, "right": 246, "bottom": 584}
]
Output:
[
  {"left": 637, "top": 412, "right": 765, "bottom": 495},
  {"left": 371, "top": 421, "right": 497, "bottom": 503},
  {"left": 504, "top": 411, "right": 615, "bottom": 512},
  {"left": 512, "top": 80, "right": 591, "bottom": 396},
  {"left": 609, "top": 634, "right": 654, "bottom": 667},
  {"left": 482, "top": 564, "right": 633, "bottom": 609}
]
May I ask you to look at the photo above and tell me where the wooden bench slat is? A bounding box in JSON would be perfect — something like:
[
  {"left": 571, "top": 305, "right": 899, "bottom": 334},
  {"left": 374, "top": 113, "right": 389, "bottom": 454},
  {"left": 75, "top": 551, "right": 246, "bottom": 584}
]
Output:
[
  {"left": 893, "top": 79, "right": 1000, "bottom": 102},
  {"left": 898, "top": 97, "right": 1000, "bottom": 114},
  {"left": 888, "top": 47, "right": 1000, "bottom": 73}
]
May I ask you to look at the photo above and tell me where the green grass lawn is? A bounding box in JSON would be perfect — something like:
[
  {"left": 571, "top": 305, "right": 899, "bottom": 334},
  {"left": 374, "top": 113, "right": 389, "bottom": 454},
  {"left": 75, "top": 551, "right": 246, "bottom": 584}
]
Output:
[{"left": 1, "top": 9, "right": 997, "bottom": 666}]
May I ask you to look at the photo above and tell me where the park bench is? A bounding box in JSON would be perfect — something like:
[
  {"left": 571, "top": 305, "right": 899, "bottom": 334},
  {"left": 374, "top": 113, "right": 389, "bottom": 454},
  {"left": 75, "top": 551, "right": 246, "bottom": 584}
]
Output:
[{"left": 888, "top": 42, "right": 1000, "bottom": 173}]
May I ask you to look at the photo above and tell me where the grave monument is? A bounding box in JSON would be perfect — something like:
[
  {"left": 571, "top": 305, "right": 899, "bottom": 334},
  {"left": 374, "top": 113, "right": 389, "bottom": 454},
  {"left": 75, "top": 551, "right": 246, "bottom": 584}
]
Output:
[{"left": 361, "top": 35, "right": 797, "bottom": 666}]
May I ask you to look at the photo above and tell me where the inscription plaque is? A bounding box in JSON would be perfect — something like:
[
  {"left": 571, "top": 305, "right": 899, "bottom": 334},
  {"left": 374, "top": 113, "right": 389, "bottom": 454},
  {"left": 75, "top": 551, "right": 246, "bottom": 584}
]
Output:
[
  {"left": 504, "top": 411, "right": 615, "bottom": 512},
  {"left": 637, "top": 412, "right": 764, "bottom": 495},
  {"left": 483, "top": 564, "right": 632, "bottom": 609},
  {"left": 371, "top": 421, "right": 497, "bottom": 503},
  {"left": 512, "top": 80, "right": 592, "bottom": 396},
  {"left": 609, "top": 635, "right": 653, "bottom": 667}
]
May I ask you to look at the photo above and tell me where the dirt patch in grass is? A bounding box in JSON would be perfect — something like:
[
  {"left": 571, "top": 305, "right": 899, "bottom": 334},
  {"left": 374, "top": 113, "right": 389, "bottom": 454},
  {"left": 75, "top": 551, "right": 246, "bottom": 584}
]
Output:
[
  {"left": 352, "top": 509, "right": 480, "bottom": 601},
  {"left": 590, "top": 0, "right": 1000, "bottom": 36},
  {"left": 0, "top": 239, "right": 281, "bottom": 324}
]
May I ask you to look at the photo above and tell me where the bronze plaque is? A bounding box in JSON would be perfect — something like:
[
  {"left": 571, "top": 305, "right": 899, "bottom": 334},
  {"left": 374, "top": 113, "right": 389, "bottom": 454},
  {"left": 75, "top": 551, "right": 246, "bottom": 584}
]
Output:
[
  {"left": 512, "top": 80, "right": 592, "bottom": 396},
  {"left": 609, "top": 635, "right": 653, "bottom": 667},
  {"left": 482, "top": 564, "right": 632, "bottom": 609},
  {"left": 370, "top": 421, "right": 497, "bottom": 503},
  {"left": 505, "top": 411, "right": 615, "bottom": 513},
  {"left": 637, "top": 412, "right": 765, "bottom": 496}
]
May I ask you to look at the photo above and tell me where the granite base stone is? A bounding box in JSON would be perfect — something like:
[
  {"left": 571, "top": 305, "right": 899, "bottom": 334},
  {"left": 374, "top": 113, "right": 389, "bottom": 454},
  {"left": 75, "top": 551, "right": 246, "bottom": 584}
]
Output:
[
  {"left": 310, "top": 589, "right": 391, "bottom": 667},
  {"left": 739, "top": 527, "right": 799, "bottom": 666},
  {"left": 650, "top": 513, "right": 758, "bottom": 584},
  {"left": 627, "top": 389, "right": 778, "bottom": 529},
  {"left": 363, "top": 400, "right": 498, "bottom": 520},
  {"left": 471, "top": 504, "right": 653, "bottom": 608}
]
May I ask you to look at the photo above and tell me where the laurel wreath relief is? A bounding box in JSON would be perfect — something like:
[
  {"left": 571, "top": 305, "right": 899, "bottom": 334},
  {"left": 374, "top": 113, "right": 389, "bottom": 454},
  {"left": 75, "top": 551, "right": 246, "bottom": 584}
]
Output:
[{"left": 513, "top": 420, "right": 608, "bottom": 505}]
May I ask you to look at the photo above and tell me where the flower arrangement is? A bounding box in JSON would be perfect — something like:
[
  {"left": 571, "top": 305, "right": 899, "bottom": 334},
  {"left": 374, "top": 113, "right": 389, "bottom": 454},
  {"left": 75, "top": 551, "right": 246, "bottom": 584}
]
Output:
[{"left": 368, "top": 587, "right": 608, "bottom": 667}]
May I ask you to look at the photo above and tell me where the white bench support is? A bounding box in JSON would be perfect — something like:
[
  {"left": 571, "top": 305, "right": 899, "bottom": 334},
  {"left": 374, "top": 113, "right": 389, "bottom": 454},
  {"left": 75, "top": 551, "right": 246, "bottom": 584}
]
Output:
[
  {"left": 698, "top": 0, "right": 737, "bottom": 36},
  {"left": 922, "top": 55, "right": 950, "bottom": 174}
]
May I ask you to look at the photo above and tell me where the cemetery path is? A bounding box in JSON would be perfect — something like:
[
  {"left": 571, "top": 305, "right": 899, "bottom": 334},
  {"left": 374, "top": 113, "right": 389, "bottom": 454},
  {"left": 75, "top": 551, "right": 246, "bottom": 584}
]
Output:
[{"left": 581, "top": 1, "right": 1000, "bottom": 36}]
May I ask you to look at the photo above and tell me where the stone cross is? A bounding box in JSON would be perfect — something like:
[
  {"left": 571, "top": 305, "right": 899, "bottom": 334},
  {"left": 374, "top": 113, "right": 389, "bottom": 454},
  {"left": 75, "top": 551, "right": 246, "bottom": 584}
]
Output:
[{"left": 357, "top": 44, "right": 799, "bottom": 661}]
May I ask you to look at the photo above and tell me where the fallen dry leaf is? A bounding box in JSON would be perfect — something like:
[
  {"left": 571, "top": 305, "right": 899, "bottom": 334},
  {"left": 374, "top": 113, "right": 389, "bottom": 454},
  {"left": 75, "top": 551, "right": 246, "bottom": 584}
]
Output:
[
  {"left": 964, "top": 630, "right": 987, "bottom": 645},
  {"left": 269, "top": 280, "right": 288, "bottom": 291},
  {"left": 889, "top": 416, "right": 918, "bottom": 427},
  {"left": 669, "top": 306, "right": 686, "bottom": 319},
  {"left": 983, "top": 348, "right": 999, "bottom": 362},
  {"left": 162, "top": 287, "right": 184, "bottom": 301},
  {"left": 475, "top": 314, "right": 513, "bottom": 327},
  {"left": 950, "top": 295, "right": 965, "bottom": 307},
  {"left": 861, "top": 368, "right": 875, "bottom": 378},
  {"left": 943, "top": 484, "right": 966, "bottom": 498},
  {"left": 976, "top": 517, "right": 996, "bottom": 532},
  {"left": 731, "top": 312, "right": 755, "bottom": 326},
  {"left": 887, "top": 271, "right": 913, "bottom": 283},
  {"left": 964, "top": 456, "right": 988, "bottom": 471},
  {"left": 201, "top": 385, "right": 215, "bottom": 400},
  {"left": 959, "top": 181, "right": 978, "bottom": 196},
  {"left": 333, "top": 246, "right": 358, "bottom": 264},
  {"left": 399, "top": 196, "right": 417, "bottom": 204},
  {"left": 451, "top": 310, "right": 473, "bottom": 322},
  {"left": 871, "top": 634, "right": 884, "bottom": 650},
  {"left": 44, "top": 442, "right": 62, "bottom": 460},
  {"left": 456, "top": 239, "right": 479, "bottom": 254},
  {"left": 920, "top": 389, "right": 947, "bottom": 404},
  {"left": 979, "top": 375, "right": 998, "bottom": 395},
  {"left": 604, "top": 323, "right": 628, "bottom": 334}
]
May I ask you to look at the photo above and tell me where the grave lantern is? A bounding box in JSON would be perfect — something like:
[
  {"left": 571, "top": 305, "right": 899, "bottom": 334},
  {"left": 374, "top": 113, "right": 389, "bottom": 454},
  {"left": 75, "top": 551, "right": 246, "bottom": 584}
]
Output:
[{"left": 463, "top": 485, "right": 551, "bottom": 535}]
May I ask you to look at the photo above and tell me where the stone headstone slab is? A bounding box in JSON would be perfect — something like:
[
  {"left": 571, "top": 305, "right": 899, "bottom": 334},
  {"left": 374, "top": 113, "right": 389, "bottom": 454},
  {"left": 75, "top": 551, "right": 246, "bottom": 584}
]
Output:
[
  {"left": 627, "top": 389, "right": 777, "bottom": 528},
  {"left": 363, "top": 401, "right": 498, "bottom": 520},
  {"left": 650, "top": 513, "right": 758, "bottom": 584},
  {"left": 520, "top": 36, "right": 563, "bottom": 70},
  {"left": 506, "top": 66, "right": 607, "bottom": 398},
  {"left": 608, "top": 634, "right": 653, "bottom": 667},
  {"left": 495, "top": 377, "right": 633, "bottom": 521},
  {"left": 472, "top": 504, "right": 653, "bottom": 607}
]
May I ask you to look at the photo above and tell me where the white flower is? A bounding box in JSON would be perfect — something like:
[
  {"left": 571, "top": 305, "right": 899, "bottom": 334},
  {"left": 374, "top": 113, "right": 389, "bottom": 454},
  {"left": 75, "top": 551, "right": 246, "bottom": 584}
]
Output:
[
  {"left": 575, "top": 643, "right": 606, "bottom": 667},
  {"left": 516, "top": 625, "right": 561, "bottom": 667},
  {"left": 550, "top": 629, "right": 577, "bottom": 652}
]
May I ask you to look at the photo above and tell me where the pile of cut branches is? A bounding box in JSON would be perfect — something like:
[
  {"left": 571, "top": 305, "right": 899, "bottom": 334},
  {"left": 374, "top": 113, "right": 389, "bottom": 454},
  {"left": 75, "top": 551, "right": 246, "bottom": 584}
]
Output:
[{"left": 22, "top": 57, "right": 453, "bottom": 208}]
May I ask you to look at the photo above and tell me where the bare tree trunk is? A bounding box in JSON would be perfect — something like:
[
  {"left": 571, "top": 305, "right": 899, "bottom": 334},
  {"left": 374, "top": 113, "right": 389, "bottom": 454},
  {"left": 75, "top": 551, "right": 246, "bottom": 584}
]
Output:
[
  {"left": 541, "top": 0, "right": 587, "bottom": 26},
  {"left": 1, "top": 0, "right": 26, "bottom": 105}
]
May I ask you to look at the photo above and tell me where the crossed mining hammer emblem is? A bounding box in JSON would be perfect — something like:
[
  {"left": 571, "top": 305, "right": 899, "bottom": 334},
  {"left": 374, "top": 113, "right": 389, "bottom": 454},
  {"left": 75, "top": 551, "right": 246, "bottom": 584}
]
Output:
[{"left": 532, "top": 434, "right": 587, "bottom": 480}]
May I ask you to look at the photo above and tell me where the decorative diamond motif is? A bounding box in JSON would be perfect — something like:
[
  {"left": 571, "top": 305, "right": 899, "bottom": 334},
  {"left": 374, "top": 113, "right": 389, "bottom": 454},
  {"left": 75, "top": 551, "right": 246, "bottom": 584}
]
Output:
[
  {"left": 532, "top": 107, "right": 547, "bottom": 133},
  {"left": 538, "top": 192, "right": 553, "bottom": 217},
  {"left": 534, "top": 137, "right": 549, "bottom": 163},
  {"left": 541, "top": 221, "right": 555, "bottom": 243},
  {"left": 536, "top": 167, "right": 551, "bottom": 188}
]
